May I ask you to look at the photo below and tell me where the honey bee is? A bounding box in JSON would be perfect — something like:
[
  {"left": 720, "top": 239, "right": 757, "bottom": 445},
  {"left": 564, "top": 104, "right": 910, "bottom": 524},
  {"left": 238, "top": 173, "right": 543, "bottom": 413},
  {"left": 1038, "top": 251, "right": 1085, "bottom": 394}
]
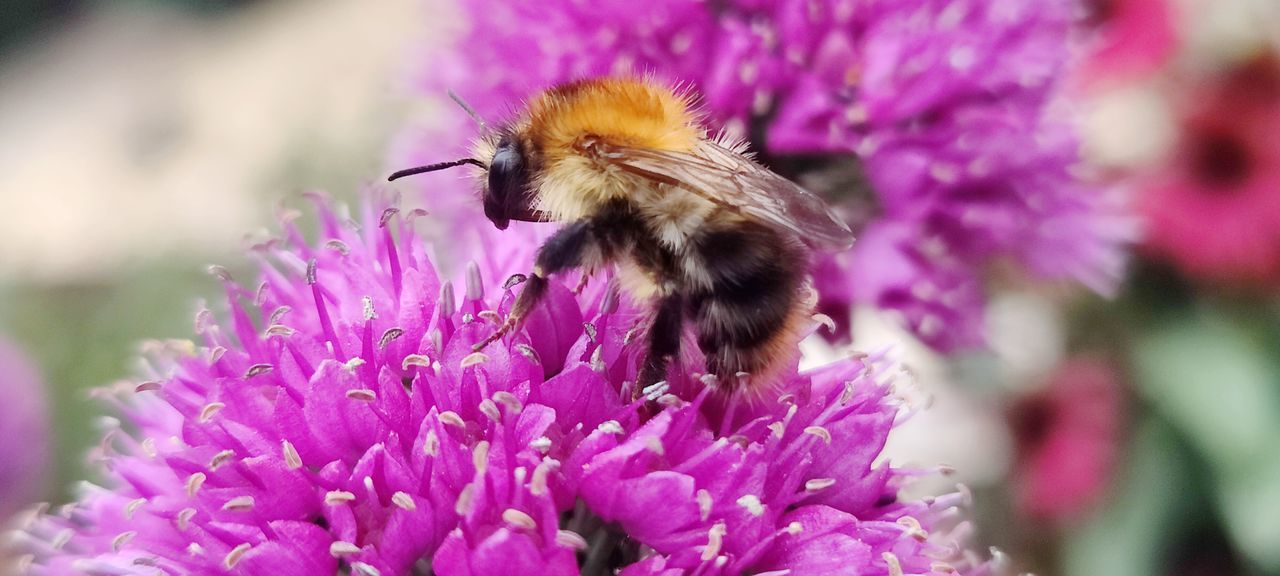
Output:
[{"left": 390, "top": 77, "right": 853, "bottom": 396}]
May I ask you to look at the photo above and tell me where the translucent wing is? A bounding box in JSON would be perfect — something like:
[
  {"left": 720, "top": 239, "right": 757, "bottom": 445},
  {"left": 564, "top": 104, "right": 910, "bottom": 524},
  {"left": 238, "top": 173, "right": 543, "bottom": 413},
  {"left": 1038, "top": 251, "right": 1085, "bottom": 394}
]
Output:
[{"left": 590, "top": 139, "right": 855, "bottom": 250}]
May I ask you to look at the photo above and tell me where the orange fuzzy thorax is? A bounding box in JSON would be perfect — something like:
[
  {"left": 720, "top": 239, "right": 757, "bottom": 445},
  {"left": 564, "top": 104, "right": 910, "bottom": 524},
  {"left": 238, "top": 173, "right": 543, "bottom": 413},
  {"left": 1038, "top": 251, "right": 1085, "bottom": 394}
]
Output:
[{"left": 527, "top": 77, "right": 702, "bottom": 156}]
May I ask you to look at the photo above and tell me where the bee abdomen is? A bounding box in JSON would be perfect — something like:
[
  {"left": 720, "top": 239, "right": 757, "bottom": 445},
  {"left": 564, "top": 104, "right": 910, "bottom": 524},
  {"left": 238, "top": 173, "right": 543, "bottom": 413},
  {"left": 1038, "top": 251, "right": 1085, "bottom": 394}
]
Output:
[{"left": 687, "top": 222, "right": 808, "bottom": 393}]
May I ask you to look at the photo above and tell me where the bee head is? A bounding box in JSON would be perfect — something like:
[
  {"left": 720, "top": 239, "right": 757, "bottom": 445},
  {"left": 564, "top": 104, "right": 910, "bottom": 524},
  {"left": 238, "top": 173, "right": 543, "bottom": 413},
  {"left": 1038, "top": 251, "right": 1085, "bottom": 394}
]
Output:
[
  {"left": 482, "top": 135, "right": 530, "bottom": 231},
  {"left": 387, "top": 134, "right": 544, "bottom": 231}
]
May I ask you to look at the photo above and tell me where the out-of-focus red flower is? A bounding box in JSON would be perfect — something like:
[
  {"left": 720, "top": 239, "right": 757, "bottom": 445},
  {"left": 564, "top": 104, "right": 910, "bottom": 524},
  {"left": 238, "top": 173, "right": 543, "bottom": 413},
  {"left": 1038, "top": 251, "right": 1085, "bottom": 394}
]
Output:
[
  {"left": 1010, "top": 357, "right": 1125, "bottom": 523},
  {"left": 1141, "top": 54, "right": 1280, "bottom": 285},
  {"left": 1077, "top": 0, "right": 1180, "bottom": 87}
]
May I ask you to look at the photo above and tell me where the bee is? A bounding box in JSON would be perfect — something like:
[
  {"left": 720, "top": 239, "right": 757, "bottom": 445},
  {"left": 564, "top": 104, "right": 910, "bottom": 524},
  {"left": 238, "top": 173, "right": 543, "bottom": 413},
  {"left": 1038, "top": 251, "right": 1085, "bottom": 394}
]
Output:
[{"left": 389, "top": 77, "right": 853, "bottom": 396}]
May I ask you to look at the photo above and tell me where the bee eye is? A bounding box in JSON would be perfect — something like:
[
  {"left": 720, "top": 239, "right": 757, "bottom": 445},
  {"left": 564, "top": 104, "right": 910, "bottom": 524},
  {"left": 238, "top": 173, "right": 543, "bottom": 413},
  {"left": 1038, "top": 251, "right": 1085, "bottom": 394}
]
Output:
[
  {"left": 488, "top": 145, "right": 523, "bottom": 200},
  {"left": 484, "top": 138, "right": 525, "bottom": 230}
]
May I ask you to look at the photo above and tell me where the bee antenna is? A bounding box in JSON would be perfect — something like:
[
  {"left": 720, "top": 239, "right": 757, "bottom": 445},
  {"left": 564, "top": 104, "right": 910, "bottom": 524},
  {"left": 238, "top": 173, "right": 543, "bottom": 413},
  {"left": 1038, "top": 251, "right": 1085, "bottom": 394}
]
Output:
[
  {"left": 448, "top": 89, "right": 490, "bottom": 133},
  {"left": 387, "top": 158, "right": 485, "bottom": 182}
]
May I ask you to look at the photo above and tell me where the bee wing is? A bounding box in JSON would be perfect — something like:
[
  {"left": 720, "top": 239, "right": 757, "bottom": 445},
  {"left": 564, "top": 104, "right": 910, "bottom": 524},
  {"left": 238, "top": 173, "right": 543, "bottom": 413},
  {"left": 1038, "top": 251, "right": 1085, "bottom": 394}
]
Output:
[{"left": 594, "top": 139, "right": 855, "bottom": 250}]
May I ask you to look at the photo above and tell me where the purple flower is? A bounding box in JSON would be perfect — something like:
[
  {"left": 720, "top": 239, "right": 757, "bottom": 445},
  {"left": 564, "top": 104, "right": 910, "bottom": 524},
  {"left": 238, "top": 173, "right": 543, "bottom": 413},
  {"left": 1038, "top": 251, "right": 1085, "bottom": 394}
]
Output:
[
  {"left": 10, "top": 194, "right": 990, "bottom": 575},
  {"left": 0, "top": 337, "right": 49, "bottom": 523},
  {"left": 396, "top": 0, "right": 1133, "bottom": 351}
]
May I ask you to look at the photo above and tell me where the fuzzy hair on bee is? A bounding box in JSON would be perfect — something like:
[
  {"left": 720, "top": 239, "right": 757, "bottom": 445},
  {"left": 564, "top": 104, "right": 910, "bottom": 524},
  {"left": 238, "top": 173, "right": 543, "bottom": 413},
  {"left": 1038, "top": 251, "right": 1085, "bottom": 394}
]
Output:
[{"left": 389, "top": 76, "right": 854, "bottom": 397}]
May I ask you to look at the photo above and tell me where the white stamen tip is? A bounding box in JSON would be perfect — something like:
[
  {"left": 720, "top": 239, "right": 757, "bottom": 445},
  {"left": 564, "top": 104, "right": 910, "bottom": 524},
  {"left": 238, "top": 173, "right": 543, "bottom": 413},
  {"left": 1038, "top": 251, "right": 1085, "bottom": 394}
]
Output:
[
  {"left": 221, "top": 496, "right": 254, "bottom": 512},
  {"left": 805, "top": 478, "right": 837, "bottom": 493},
  {"left": 502, "top": 508, "right": 537, "bottom": 530},
  {"left": 282, "top": 440, "right": 303, "bottom": 469},
  {"left": 185, "top": 473, "right": 206, "bottom": 498},
  {"left": 111, "top": 531, "right": 137, "bottom": 552},
  {"left": 325, "top": 490, "right": 356, "bottom": 506},
  {"left": 701, "top": 522, "right": 727, "bottom": 562},
  {"left": 883, "top": 552, "right": 904, "bottom": 576},
  {"left": 198, "top": 402, "right": 225, "bottom": 423},
  {"left": 461, "top": 352, "right": 490, "bottom": 367},
  {"left": 329, "top": 541, "right": 362, "bottom": 557},
  {"left": 597, "top": 420, "right": 625, "bottom": 435},
  {"left": 735, "top": 494, "right": 765, "bottom": 517},
  {"left": 392, "top": 491, "right": 416, "bottom": 511},
  {"left": 556, "top": 530, "right": 588, "bottom": 550},
  {"left": 224, "top": 543, "right": 252, "bottom": 569}
]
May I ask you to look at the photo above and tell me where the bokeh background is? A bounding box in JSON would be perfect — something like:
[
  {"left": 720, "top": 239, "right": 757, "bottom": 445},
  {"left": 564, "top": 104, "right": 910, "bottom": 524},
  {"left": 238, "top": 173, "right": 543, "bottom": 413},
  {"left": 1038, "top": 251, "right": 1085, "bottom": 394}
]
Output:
[{"left": 2, "top": 0, "right": 1279, "bottom": 574}]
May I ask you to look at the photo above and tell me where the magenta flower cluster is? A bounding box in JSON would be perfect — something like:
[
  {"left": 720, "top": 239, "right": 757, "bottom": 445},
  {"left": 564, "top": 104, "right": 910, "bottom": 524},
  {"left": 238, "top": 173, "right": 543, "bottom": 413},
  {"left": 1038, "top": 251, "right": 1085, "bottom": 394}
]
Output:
[
  {"left": 401, "top": 0, "right": 1131, "bottom": 350},
  {"left": 10, "top": 196, "right": 987, "bottom": 575}
]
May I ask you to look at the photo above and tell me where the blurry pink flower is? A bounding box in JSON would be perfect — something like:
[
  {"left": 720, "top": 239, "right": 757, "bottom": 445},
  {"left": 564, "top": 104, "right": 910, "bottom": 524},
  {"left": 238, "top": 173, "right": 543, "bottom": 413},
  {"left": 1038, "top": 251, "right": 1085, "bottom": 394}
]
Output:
[
  {"left": 1077, "top": 0, "right": 1179, "bottom": 86},
  {"left": 1141, "top": 54, "right": 1280, "bottom": 285},
  {"left": 1009, "top": 357, "right": 1125, "bottom": 523},
  {"left": 0, "top": 336, "right": 49, "bottom": 523},
  {"left": 400, "top": 0, "right": 1131, "bottom": 352}
]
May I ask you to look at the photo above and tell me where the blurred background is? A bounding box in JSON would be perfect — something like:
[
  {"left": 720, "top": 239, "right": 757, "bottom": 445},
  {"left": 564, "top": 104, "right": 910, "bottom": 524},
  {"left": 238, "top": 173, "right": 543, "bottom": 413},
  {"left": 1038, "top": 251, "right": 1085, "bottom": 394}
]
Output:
[{"left": 1, "top": 0, "right": 1279, "bottom": 575}]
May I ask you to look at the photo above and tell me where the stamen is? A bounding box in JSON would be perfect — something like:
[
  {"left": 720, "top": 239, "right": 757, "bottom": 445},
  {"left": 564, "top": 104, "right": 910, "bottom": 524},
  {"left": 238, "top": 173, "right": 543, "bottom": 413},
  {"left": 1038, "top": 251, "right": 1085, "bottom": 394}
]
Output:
[
  {"left": 697, "top": 489, "right": 713, "bottom": 521},
  {"left": 198, "top": 403, "right": 225, "bottom": 423},
  {"left": 176, "top": 508, "right": 196, "bottom": 530},
  {"left": 736, "top": 494, "right": 765, "bottom": 517},
  {"left": 244, "top": 364, "right": 273, "bottom": 378},
  {"left": 208, "top": 450, "right": 236, "bottom": 470},
  {"left": 556, "top": 530, "right": 588, "bottom": 550},
  {"left": 403, "top": 354, "right": 432, "bottom": 369},
  {"left": 282, "top": 440, "right": 303, "bottom": 469},
  {"left": 478, "top": 399, "right": 501, "bottom": 422},
  {"left": 185, "top": 473, "right": 206, "bottom": 498},
  {"left": 380, "top": 208, "right": 403, "bottom": 297},
  {"left": 438, "top": 411, "right": 466, "bottom": 428},
  {"left": 134, "top": 381, "right": 162, "bottom": 393},
  {"left": 803, "top": 425, "right": 832, "bottom": 444},
  {"left": 124, "top": 498, "right": 146, "bottom": 520},
  {"left": 307, "top": 260, "right": 340, "bottom": 356},
  {"left": 352, "top": 562, "right": 381, "bottom": 576},
  {"left": 392, "top": 491, "right": 416, "bottom": 511},
  {"left": 324, "top": 239, "right": 350, "bottom": 255},
  {"left": 472, "top": 441, "right": 490, "bottom": 474},
  {"left": 362, "top": 296, "right": 377, "bottom": 321},
  {"left": 502, "top": 509, "right": 537, "bottom": 530},
  {"left": 224, "top": 543, "right": 252, "bottom": 569},
  {"left": 883, "top": 552, "right": 903, "bottom": 576},
  {"left": 423, "top": 430, "right": 440, "bottom": 456},
  {"left": 701, "top": 522, "right": 727, "bottom": 561},
  {"left": 329, "top": 541, "right": 361, "bottom": 557},
  {"left": 461, "top": 352, "right": 490, "bottom": 367},
  {"left": 492, "top": 391, "right": 523, "bottom": 413},
  {"left": 529, "top": 436, "right": 552, "bottom": 453},
  {"left": 805, "top": 478, "right": 837, "bottom": 493},
  {"left": 111, "top": 531, "right": 137, "bottom": 552},
  {"left": 597, "top": 420, "right": 624, "bottom": 435},
  {"left": 515, "top": 344, "right": 541, "bottom": 365},
  {"left": 221, "top": 496, "right": 254, "bottom": 512},
  {"left": 455, "top": 485, "right": 475, "bottom": 515},
  {"left": 379, "top": 328, "right": 404, "bottom": 348},
  {"left": 325, "top": 491, "right": 356, "bottom": 505}
]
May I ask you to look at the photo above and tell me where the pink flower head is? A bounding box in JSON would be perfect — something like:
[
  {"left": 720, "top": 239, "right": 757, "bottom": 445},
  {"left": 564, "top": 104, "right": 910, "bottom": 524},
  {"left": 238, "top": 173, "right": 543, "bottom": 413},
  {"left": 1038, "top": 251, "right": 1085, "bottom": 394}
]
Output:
[
  {"left": 1009, "top": 356, "right": 1125, "bottom": 523},
  {"left": 1141, "top": 54, "right": 1280, "bottom": 285},
  {"left": 397, "top": 0, "right": 1131, "bottom": 351},
  {"left": 11, "top": 193, "right": 991, "bottom": 575}
]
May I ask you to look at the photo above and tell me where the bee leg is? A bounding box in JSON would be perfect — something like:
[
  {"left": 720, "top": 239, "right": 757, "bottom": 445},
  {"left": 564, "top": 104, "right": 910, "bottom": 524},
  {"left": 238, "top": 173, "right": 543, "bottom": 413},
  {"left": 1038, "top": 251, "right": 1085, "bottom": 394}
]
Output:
[
  {"left": 635, "top": 290, "right": 683, "bottom": 400},
  {"left": 475, "top": 220, "right": 599, "bottom": 351}
]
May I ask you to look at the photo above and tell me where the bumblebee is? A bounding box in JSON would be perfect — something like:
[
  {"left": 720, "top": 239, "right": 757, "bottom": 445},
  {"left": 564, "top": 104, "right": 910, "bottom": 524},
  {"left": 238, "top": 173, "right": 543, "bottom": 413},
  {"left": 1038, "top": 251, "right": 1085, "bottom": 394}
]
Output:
[{"left": 390, "top": 77, "right": 853, "bottom": 396}]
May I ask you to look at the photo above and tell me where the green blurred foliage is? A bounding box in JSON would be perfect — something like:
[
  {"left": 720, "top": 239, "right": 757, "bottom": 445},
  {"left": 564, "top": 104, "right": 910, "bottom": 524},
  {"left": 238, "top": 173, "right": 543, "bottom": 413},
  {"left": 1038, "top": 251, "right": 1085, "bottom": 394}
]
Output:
[{"left": 0, "top": 266, "right": 230, "bottom": 503}]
